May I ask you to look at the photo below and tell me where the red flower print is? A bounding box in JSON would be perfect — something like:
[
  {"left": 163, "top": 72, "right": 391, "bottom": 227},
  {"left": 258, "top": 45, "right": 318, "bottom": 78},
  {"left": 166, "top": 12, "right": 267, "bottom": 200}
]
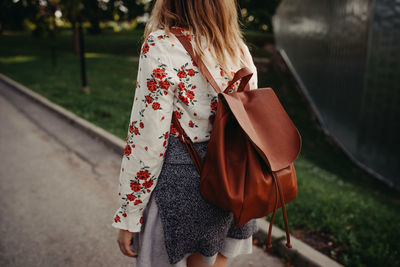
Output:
[
  {"left": 194, "top": 136, "right": 198, "bottom": 140},
  {"left": 140, "top": 216, "right": 143, "bottom": 224},
  {"left": 133, "top": 127, "right": 139, "bottom": 135},
  {"left": 143, "top": 179, "right": 154, "bottom": 189},
  {"left": 178, "top": 94, "right": 189, "bottom": 105},
  {"left": 159, "top": 80, "right": 170, "bottom": 90},
  {"left": 145, "top": 146, "right": 148, "bottom": 151},
  {"left": 174, "top": 110, "right": 181, "bottom": 119},
  {"left": 152, "top": 102, "right": 161, "bottom": 110},
  {"left": 174, "top": 26, "right": 186, "bottom": 33},
  {"left": 139, "top": 122, "right": 144, "bottom": 128},
  {"left": 122, "top": 213, "right": 127, "bottom": 217},
  {"left": 170, "top": 126, "right": 178, "bottom": 135},
  {"left": 185, "top": 90, "right": 195, "bottom": 100},
  {"left": 130, "top": 182, "right": 142, "bottom": 192},
  {"left": 127, "top": 194, "right": 136, "bottom": 201},
  {"left": 145, "top": 95, "right": 153, "bottom": 104},
  {"left": 226, "top": 82, "right": 234, "bottom": 91},
  {"left": 129, "top": 125, "right": 134, "bottom": 133},
  {"left": 157, "top": 35, "right": 164, "bottom": 39},
  {"left": 210, "top": 101, "right": 218, "bottom": 111},
  {"left": 153, "top": 68, "right": 167, "bottom": 80},
  {"left": 178, "top": 82, "right": 185, "bottom": 91},
  {"left": 164, "top": 131, "right": 169, "bottom": 139},
  {"left": 161, "top": 116, "right": 165, "bottom": 120},
  {"left": 147, "top": 80, "right": 158, "bottom": 92},
  {"left": 142, "top": 43, "right": 149, "bottom": 54},
  {"left": 124, "top": 145, "right": 132, "bottom": 156},
  {"left": 192, "top": 85, "right": 196, "bottom": 89},
  {"left": 163, "top": 140, "right": 167, "bottom": 146},
  {"left": 134, "top": 199, "right": 142, "bottom": 205},
  {"left": 188, "top": 120, "right": 194, "bottom": 128},
  {"left": 177, "top": 70, "right": 186, "bottom": 78},
  {"left": 151, "top": 43, "right": 155, "bottom": 46},
  {"left": 187, "top": 69, "right": 196, "bottom": 76},
  {"left": 114, "top": 215, "right": 121, "bottom": 223},
  {"left": 137, "top": 170, "right": 151, "bottom": 180}
]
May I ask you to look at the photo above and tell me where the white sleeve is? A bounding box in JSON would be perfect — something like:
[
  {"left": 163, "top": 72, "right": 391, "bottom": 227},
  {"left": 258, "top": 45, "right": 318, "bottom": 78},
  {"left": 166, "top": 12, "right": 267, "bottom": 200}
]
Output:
[
  {"left": 244, "top": 44, "right": 258, "bottom": 90},
  {"left": 112, "top": 33, "right": 176, "bottom": 233}
]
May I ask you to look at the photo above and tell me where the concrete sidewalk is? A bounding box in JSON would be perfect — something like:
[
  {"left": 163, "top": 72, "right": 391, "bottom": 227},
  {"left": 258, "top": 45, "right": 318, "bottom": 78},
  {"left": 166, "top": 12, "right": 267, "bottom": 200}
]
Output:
[{"left": 0, "top": 80, "right": 284, "bottom": 266}]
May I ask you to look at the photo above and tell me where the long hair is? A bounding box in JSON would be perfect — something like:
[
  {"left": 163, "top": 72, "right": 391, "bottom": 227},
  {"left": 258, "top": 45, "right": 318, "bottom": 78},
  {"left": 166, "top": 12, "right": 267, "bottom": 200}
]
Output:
[{"left": 144, "top": 0, "right": 252, "bottom": 79}]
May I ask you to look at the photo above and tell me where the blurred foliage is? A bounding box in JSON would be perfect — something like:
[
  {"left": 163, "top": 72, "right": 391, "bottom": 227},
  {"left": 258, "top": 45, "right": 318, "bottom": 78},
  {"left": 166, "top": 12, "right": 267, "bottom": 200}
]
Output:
[
  {"left": 238, "top": 0, "right": 281, "bottom": 33},
  {"left": 0, "top": 0, "right": 147, "bottom": 35},
  {"left": 0, "top": 0, "right": 281, "bottom": 35}
]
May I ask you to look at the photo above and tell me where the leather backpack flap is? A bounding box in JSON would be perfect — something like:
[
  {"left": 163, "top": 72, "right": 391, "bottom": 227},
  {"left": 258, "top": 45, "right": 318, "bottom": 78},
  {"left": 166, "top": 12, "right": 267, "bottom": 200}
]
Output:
[{"left": 222, "top": 88, "right": 302, "bottom": 172}]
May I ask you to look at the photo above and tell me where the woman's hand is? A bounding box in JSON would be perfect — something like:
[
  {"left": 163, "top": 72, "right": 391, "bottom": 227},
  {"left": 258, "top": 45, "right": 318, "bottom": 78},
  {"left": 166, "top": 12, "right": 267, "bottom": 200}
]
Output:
[{"left": 117, "top": 229, "right": 138, "bottom": 258}]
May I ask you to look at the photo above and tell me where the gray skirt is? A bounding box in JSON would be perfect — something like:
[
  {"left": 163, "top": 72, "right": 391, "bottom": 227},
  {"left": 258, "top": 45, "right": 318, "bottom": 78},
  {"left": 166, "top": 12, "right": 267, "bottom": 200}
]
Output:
[{"left": 131, "top": 134, "right": 258, "bottom": 266}]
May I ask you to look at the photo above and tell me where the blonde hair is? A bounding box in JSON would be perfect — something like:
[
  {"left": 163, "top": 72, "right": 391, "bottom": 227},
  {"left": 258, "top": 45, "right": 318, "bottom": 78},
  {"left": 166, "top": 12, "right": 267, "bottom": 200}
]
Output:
[{"left": 144, "top": 0, "right": 252, "bottom": 80}]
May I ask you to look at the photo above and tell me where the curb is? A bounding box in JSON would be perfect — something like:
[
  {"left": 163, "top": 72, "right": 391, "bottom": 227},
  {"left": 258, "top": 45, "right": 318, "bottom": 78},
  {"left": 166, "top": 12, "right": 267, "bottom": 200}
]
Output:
[
  {"left": 0, "top": 73, "right": 125, "bottom": 155},
  {"left": 254, "top": 220, "right": 343, "bottom": 267},
  {"left": 0, "top": 73, "right": 343, "bottom": 267}
]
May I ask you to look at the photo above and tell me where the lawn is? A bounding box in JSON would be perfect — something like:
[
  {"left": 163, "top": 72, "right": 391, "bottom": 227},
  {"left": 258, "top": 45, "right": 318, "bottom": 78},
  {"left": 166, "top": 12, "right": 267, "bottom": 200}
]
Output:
[
  {"left": 1, "top": 28, "right": 399, "bottom": 267},
  {"left": 259, "top": 56, "right": 400, "bottom": 267}
]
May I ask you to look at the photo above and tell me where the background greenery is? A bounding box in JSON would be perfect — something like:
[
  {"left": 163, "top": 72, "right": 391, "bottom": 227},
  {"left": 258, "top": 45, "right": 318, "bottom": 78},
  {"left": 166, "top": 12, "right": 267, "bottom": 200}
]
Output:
[{"left": 1, "top": 1, "right": 399, "bottom": 266}]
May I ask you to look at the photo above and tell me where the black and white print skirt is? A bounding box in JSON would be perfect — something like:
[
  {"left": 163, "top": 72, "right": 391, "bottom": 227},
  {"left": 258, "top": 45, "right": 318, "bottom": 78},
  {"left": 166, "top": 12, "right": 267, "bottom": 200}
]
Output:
[{"left": 131, "top": 134, "right": 258, "bottom": 266}]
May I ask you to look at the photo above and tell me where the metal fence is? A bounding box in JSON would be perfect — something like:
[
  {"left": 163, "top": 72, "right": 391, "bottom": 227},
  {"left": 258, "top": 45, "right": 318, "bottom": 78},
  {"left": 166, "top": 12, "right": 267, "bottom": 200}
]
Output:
[{"left": 273, "top": 0, "right": 400, "bottom": 188}]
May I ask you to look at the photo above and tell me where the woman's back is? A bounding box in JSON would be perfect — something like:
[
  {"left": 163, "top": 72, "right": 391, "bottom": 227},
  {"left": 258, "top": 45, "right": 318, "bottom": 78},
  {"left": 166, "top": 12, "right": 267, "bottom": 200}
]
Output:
[
  {"left": 139, "top": 27, "right": 258, "bottom": 143},
  {"left": 113, "top": 2, "right": 260, "bottom": 265},
  {"left": 112, "top": 25, "right": 258, "bottom": 234}
]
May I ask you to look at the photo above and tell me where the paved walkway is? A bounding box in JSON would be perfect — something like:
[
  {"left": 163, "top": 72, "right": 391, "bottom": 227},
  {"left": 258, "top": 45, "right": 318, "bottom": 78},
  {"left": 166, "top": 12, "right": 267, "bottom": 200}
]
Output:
[{"left": 0, "top": 80, "right": 284, "bottom": 267}]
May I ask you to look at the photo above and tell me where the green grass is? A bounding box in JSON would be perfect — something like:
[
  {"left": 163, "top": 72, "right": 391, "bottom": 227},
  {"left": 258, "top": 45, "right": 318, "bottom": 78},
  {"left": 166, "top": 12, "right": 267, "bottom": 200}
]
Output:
[
  {"left": 0, "top": 29, "right": 143, "bottom": 138},
  {"left": 260, "top": 61, "right": 400, "bottom": 267},
  {"left": 1, "top": 29, "right": 399, "bottom": 267}
]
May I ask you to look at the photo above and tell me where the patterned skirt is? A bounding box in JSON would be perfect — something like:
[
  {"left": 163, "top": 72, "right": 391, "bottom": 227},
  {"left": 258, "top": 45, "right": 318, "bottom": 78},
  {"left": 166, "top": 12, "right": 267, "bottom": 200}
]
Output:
[{"left": 131, "top": 134, "right": 258, "bottom": 266}]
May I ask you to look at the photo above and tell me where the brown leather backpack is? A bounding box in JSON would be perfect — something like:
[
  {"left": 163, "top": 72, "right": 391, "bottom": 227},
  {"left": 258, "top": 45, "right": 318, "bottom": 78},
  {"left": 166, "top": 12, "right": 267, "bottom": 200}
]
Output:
[{"left": 169, "top": 28, "right": 302, "bottom": 248}]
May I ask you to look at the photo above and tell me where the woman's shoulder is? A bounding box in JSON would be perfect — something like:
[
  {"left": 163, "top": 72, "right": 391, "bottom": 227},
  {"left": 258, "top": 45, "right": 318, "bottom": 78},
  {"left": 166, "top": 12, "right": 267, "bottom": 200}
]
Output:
[
  {"left": 142, "top": 29, "right": 171, "bottom": 50},
  {"left": 144, "top": 27, "right": 196, "bottom": 46},
  {"left": 140, "top": 28, "right": 182, "bottom": 57},
  {"left": 140, "top": 28, "right": 197, "bottom": 68},
  {"left": 143, "top": 27, "right": 186, "bottom": 43}
]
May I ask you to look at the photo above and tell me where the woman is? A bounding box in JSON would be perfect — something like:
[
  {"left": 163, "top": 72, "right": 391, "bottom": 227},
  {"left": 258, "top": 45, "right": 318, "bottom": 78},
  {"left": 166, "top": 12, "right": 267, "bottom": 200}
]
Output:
[{"left": 112, "top": 0, "right": 259, "bottom": 266}]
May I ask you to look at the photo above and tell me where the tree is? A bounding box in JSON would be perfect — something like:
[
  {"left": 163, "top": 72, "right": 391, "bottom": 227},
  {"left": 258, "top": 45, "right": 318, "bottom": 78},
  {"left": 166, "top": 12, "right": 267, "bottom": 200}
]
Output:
[{"left": 238, "top": 0, "right": 281, "bottom": 33}]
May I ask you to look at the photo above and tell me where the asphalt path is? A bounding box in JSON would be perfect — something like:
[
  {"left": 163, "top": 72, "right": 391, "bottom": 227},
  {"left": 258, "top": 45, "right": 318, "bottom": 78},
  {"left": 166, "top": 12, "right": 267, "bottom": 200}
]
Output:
[{"left": 0, "top": 79, "right": 283, "bottom": 267}]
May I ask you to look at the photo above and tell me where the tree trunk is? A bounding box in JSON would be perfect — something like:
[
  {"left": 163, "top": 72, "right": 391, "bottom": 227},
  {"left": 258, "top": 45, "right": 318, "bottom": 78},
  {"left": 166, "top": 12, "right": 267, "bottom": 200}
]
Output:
[{"left": 72, "top": 20, "right": 79, "bottom": 55}]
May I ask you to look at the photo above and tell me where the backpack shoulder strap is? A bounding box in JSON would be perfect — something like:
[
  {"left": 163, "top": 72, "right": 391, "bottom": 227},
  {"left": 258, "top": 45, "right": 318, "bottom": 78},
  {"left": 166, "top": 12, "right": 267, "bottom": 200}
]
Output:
[{"left": 170, "top": 27, "right": 222, "bottom": 94}]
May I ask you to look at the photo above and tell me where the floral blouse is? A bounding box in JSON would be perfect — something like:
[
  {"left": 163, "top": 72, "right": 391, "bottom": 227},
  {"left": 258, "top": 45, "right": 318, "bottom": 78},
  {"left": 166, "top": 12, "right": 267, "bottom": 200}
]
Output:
[{"left": 112, "top": 27, "right": 258, "bottom": 233}]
